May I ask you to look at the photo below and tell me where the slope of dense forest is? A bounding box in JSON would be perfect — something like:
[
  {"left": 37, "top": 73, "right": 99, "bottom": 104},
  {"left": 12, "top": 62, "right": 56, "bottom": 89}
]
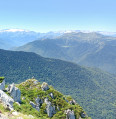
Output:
[
  {"left": 14, "top": 32, "right": 116, "bottom": 73},
  {"left": 0, "top": 49, "right": 116, "bottom": 119}
]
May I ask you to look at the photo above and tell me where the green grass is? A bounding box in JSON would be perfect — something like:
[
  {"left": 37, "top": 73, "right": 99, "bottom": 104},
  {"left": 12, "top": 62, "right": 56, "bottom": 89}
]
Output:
[
  {"left": 13, "top": 79, "right": 90, "bottom": 119},
  {"left": 0, "top": 77, "right": 4, "bottom": 83}
]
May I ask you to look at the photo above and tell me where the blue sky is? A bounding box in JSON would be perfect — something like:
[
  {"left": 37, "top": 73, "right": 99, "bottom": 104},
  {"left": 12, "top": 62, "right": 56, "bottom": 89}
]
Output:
[{"left": 0, "top": 0, "right": 116, "bottom": 32}]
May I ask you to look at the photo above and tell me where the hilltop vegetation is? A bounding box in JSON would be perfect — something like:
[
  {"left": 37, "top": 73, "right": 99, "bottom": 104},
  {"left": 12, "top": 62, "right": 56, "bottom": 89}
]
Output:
[
  {"left": 13, "top": 79, "right": 91, "bottom": 119},
  {"left": 0, "top": 78, "right": 91, "bottom": 119},
  {"left": 0, "top": 77, "right": 4, "bottom": 83},
  {"left": 0, "top": 49, "right": 116, "bottom": 119}
]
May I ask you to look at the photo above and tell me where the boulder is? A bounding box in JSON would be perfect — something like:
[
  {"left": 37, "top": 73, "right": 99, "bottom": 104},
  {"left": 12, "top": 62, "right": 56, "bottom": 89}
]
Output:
[
  {"left": 7, "top": 83, "right": 21, "bottom": 103},
  {"left": 44, "top": 98, "right": 56, "bottom": 117},
  {"left": 65, "top": 109, "right": 75, "bottom": 119},
  {"left": 22, "top": 97, "right": 25, "bottom": 100},
  {"left": 0, "top": 79, "right": 5, "bottom": 90},
  {"left": 44, "top": 97, "right": 49, "bottom": 104},
  {"left": 30, "top": 101, "right": 40, "bottom": 112},
  {"left": 57, "top": 105, "right": 60, "bottom": 111},
  {"left": 12, "top": 111, "right": 19, "bottom": 116},
  {"left": 28, "top": 115, "right": 34, "bottom": 118},
  {"left": 35, "top": 96, "right": 43, "bottom": 105},
  {"left": 80, "top": 112, "right": 87, "bottom": 118},
  {"left": 33, "top": 80, "right": 38, "bottom": 85},
  {"left": 69, "top": 100, "right": 76, "bottom": 105},
  {"left": 79, "top": 117, "right": 82, "bottom": 119},
  {"left": 41, "top": 82, "right": 49, "bottom": 91},
  {"left": 49, "top": 93, "right": 54, "bottom": 99},
  {"left": 30, "top": 101, "right": 36, "bottom": 108},
  {"left": 35, "top": 105, "right": 40, "bottom": 111},
  {"left": 0, "top": 90, "right": 14, "bottom": 110}
]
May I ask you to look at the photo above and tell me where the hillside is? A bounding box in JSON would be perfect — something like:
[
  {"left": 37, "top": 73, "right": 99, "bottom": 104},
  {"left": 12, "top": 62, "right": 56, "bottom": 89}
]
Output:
[
  {"left": 0, "top": 78, "right": 91, "bottom": 119},
  {"left": 0, "top": 49, "right": 116, "bottom": 119},
  {"left": 14, "top": 32, "right": 116, "bottom": 73}
]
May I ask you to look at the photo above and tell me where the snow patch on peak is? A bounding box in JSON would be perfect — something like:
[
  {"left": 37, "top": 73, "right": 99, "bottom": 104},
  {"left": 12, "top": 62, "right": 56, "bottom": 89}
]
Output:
[{"left": 0, "top": 29, "right": 29, "bottom": 32}]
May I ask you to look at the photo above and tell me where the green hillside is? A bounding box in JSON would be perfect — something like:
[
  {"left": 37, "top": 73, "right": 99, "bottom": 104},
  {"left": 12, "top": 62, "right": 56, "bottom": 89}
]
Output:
[
  {"left": 0, "top": 79, "right": 91, "bottom": 119},
  {"left": 14, "top": 79, "right": 91, "bottom": 119},
  {"left": 14, "top": 32, "right": 116, "bottom": 73},
  {"left": 0, "top": 49, "right": 116, "bottom": 119}
]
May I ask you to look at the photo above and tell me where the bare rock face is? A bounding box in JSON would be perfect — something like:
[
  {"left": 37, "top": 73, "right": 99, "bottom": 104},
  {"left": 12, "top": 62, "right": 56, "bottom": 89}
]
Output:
[
  {"left": 35, "top": 96, "right": 43, "bottom": 105},
  {"left": 0, "top": 90, "right": 14, "bottom": 110},
  {"left": 30, "top": 101, "right": 36, "bottom": 108},
  {"left": 80, "top": 112, "right": 87, "bottom": 118},
  {"left": 30, "top": 96, "right": 44, "bottom": 112},
  {"left": 0, "top": 79, "right": 5, "bottom": 90},
  {"left": 65, "top": 109, "right": 75, "bottom": 119},
  {"left": 69, "top": 99, "right": 76, "bottom": 105},
  {"left": 41, "top": 82, "right": 49, "bottom": 91},
  {"left": 30, "top": 101, "right": 40, "bottom": 112},
  {"left": 44, "top": 97, "right": 56, "bottom": 117},
  {"left": 49, "top": 93, "right": 54, "bottom": 99},
  {"left": 7, "top": 83, "right": 21, "bottom": 103}
]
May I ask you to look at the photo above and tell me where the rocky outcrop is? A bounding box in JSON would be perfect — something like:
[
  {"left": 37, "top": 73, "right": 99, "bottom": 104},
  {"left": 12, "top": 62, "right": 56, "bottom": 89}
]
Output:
[
  {"left": 41, "top": 82, "right": 49, "bottom": 91},
  {"left": 69, "top": 99, "right": 76, "bottom": 105},
  {"left": 35, "top": 96, "right": 43, "bottom": 105},
  {"left": 0, "top": 79, "right": 5, "bottom": 90},
  {"left": 65, "top": 109, "right": 75, "bottom": 119},
  {"left": 33, "top": 80, "right": 38, "bottom": 85},
  {"left": 7, "top": 83, "right": 21, "bottom": 103},
  {"left": 0, "top": 90, "right": 14, "bottom": 110},
  {"left": 30, "top": 100, "right": 40, "bottom": 112},
  {"left": 80, "top": 112, "right": 87, "bottom": 118},
  {"left": 49, "top": 93, "right": 54, "bottom": 99},
  {"left": 44, "top": 97, "right": 56, "bottom": 117},
  {"left": 30, "top": 101, "right": 36, "bottom": 108}
]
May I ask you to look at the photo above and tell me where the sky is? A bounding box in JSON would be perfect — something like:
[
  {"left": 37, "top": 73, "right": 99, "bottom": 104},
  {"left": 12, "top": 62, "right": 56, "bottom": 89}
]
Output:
[{"left": 0, "top": 0, "right": 116, "bottom": 32}]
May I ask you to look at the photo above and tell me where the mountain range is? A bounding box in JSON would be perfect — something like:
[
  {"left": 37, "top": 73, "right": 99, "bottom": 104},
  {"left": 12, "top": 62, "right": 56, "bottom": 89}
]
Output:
[
  {"left": 14, "top": 32, "right": 116, "bottom": 73},
  {"left": 0, "top": 49, "right": 116, "bottom": 119},
  {"left": 0, "top": 29, "right": 63, "bottom": 49},
  {"left": 1, "top": 29, "right": 116, "bottom": 50}
]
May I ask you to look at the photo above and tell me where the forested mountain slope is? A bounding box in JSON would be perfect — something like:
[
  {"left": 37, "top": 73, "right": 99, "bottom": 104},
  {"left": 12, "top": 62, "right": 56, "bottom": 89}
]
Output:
[
  {"left": 0, "top": 49, "right": 116, "bottom": 119},
  {"left": 14, "top": 32, "right": 116, "bottom": 73}
]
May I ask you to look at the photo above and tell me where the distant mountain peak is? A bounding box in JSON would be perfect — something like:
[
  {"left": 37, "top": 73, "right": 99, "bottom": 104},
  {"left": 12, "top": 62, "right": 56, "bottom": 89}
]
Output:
[{"left": 0, "top": 29, "right": 29, "bottom": 32}]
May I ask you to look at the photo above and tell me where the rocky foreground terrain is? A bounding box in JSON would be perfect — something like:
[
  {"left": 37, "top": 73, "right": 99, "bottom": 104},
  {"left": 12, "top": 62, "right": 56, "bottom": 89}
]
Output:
[{"left": 0, "top": 77, "right": 91, "bottom": 119}]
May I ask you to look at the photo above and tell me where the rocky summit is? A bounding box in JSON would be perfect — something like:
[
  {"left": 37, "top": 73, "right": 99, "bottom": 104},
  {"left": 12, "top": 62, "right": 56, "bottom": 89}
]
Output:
[{"left": 0, "top": 78, "right": 91, "bottom": 119}]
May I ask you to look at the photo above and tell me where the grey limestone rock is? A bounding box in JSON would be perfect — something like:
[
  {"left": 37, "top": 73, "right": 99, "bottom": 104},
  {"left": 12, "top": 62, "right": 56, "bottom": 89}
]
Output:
[
  {"left": 41, "top": 82, "right": 49, "bottom": 91},
  {"left": 22, "top": 97, "right": 25, "bottom": 100},
  {"left": 69, "top": 99, "right": 76, "bottom": 105},
  {"left": 30, "top": 101, "right": 40, "bottom": 112},
  {"left": 44, "top": 97, "right": 56, "bottom": 117},
  {"left": 35, "top": 105, "right": 40, "bottom": 111},
  {"left": 65, "top": 109, "right": 75, "bottom": 119},
  {"left": 7, "top": 83, "right": 21, "bottom": 103},
  {"left": 33, "top": 80, "right": 38, "bottom": 85},
  {"left": 0, "top": 79, "right": 5, "bottom": 90},
  {"left": 49, "top": 93, "right": 54, "bottom": 99},
  {"left": 80, "top": 112, "right": 87, "bottom": 118},
  {"left": 30, "top": 101, "right": 36, "bottom": 108},
  {"left": 0, "top": 90, "right": 14, "bottom": 110},
  {"left": 35, "top": 96, "right": 43, "bottom": 107},
  {"left": 57, "top": 105, "right": 60, "bottom": 111}
]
